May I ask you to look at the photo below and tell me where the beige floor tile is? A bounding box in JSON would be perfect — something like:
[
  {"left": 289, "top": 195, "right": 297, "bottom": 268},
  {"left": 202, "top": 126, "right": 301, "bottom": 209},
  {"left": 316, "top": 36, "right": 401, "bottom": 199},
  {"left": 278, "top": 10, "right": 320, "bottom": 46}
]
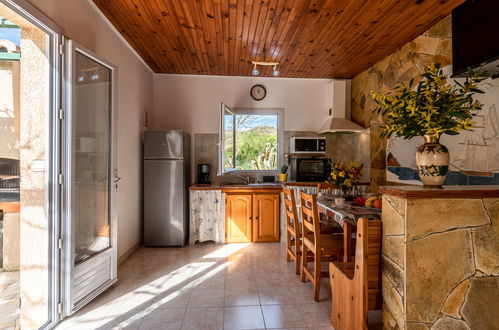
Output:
[
  {"left": 57, "top": 243, "right": 339, "bottom": 329},
  {"left": 138, "top": 307, "right": 185, "bottom": 330},
  {"left": 223, "top": 306, "right": 265, "bottom": 330},
  {"left": 298, "top": 303, "right": 332, "bottom": 327},
  {"left": 224, "top": 287, "right": 260, "bottom": 306},
  {"left": 153, "top": 288, "right": 192, "bottom": 309},
  {"left": 181, "top": 307, "right": 224, "bottom": 330},
  {"left": 188, "top": 288, "right": 225, "bottom": 307},
  {"left": 261, "top": 304, "right": 307, "bottom": 329}
]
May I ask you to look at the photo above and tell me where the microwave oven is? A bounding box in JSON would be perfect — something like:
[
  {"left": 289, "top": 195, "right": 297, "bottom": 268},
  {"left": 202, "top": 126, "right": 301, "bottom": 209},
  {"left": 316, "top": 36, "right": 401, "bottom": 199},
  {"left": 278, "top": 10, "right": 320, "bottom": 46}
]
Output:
[
  {"left": 289, "top": 157, "right": 330, "bottom": 182},
  {"left": 290, "top": 137, "right": 326, "bottom": 153}
]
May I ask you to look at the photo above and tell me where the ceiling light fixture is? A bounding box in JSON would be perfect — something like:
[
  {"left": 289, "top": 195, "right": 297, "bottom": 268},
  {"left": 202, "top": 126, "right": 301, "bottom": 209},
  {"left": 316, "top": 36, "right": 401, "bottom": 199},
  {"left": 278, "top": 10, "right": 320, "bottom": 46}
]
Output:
[
  {"left": 251, "top": 61, "right": 280, "bottom": 77},
  {"left": 252, "top": 63, "right": 260, "bottom": 76},
  {"left": 272, "top": 64, "right": 280, "bottom": 77}
]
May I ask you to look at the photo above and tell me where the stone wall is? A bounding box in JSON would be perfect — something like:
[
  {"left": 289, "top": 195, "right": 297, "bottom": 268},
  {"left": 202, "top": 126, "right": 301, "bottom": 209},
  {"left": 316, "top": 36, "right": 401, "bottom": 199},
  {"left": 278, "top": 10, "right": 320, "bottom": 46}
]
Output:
[
  {"left": 351, "top": 17, "right": 452, "bottom": 191},
  {"left": 381, "top": 194, "right": 498, "bottom": 329}
]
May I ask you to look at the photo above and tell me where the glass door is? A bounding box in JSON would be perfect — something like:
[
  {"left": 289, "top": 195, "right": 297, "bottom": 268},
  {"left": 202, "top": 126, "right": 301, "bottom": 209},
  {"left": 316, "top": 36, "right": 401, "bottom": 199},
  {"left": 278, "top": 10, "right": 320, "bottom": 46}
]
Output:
[{"left": 62, "top": 40, "right": 117, "bottom": 315}]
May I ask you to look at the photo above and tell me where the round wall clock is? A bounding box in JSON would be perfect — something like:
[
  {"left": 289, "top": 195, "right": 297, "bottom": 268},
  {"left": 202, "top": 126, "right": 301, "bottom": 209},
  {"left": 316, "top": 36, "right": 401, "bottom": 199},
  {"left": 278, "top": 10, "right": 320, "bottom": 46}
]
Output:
[{"left": 250, "top": 84, "right": 267, "bottom": 101}]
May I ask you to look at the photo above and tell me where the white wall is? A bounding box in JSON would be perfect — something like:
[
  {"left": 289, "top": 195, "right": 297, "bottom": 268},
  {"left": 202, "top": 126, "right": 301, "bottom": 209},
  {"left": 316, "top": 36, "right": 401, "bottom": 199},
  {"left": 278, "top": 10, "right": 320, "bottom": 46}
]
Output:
[
  {"left": 28, "top": 0, "right": 153, "bottom": 258},
  {"left": 153, "top": 74, "right": 331, "bottom": 133}
]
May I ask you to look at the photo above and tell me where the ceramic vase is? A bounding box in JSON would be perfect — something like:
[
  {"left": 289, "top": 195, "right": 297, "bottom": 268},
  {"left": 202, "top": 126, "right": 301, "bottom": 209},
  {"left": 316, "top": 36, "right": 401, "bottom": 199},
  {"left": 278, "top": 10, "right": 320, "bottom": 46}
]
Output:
[
  {"left": 278, "top": 173, "right": 287, "bottom": 182},
  {"left": 415, "top": 134, "right": 450, "bottom": 188}
]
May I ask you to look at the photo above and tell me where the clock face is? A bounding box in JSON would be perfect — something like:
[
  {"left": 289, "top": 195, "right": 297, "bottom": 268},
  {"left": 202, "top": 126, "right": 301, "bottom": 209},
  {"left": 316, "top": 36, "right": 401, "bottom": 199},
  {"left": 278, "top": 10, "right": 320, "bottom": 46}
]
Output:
[{"left": 250, "top": 84, "right": 267, "bottom": 101}]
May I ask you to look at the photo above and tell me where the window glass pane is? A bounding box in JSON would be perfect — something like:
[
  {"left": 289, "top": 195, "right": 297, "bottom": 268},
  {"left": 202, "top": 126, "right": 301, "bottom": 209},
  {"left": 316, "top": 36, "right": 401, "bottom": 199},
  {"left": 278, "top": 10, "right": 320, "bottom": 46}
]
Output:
[{"left": 234, "top": 114, "right": 277, "bottom": 171}]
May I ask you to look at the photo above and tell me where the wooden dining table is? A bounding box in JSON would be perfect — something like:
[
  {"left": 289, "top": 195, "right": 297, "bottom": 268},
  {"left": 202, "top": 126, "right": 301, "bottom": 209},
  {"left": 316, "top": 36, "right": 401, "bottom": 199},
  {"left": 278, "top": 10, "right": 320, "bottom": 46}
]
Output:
[{"left": 316, "top": 197, "right": 381, "bottom": 262}]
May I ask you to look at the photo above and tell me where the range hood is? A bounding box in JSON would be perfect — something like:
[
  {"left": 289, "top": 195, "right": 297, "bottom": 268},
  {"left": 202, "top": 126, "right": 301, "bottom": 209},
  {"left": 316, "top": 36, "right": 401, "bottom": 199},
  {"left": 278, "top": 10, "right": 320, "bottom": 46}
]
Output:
[{"left": 318, "top": 79, "right": 367, "bottom": 133}]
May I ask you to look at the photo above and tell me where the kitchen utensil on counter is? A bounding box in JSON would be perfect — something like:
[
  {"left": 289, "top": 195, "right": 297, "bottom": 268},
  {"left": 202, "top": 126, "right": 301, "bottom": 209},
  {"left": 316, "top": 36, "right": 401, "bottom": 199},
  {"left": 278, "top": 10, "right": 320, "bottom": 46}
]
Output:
[{"left": 197, "top": 164, "right": 211, "bottom": 184}]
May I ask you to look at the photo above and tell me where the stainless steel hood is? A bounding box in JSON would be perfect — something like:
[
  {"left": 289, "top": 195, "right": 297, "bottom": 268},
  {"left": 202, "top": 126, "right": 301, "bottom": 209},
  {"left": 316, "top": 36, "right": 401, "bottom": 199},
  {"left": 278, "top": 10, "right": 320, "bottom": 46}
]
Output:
[{"left": 318, "top": 79, "right": 367, "bottom": 133}]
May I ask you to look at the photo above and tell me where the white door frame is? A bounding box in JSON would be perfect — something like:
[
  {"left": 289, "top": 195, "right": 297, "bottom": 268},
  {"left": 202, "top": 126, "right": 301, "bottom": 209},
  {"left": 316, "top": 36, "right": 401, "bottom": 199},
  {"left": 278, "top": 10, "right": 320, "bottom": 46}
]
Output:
[
  {"left": 0, "top": 0, "right": 63, "bottom": 328},
  {"left": 61, "top": 40, "right": 118, "bottom": 316}
]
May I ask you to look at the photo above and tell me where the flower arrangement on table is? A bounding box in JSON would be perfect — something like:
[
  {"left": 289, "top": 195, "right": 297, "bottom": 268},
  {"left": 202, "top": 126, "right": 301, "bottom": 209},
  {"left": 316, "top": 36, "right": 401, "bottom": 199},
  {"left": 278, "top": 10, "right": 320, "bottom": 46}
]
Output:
[{"left": 328, "top": 161, "right": 363, "bottom": 188}]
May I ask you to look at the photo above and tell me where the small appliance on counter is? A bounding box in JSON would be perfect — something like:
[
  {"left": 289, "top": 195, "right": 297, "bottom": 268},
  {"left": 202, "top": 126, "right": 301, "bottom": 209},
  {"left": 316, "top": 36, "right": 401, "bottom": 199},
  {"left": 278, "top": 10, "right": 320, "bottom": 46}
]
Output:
[
  {"left": 289, "top": 137, "right": 326, "bottom": 153},
  {"left": 289, "top": 157, "right": 330, "bottom": 182},
  {"left": 197, "top": 164, "right": 211, "bottom": 184}
]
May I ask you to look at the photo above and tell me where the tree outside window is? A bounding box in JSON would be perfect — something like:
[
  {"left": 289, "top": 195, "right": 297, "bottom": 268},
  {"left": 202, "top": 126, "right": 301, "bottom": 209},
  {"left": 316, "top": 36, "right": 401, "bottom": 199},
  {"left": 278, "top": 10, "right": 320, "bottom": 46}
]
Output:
[{"left": 223, "top": 112, "right": 278, "bottom": 172}]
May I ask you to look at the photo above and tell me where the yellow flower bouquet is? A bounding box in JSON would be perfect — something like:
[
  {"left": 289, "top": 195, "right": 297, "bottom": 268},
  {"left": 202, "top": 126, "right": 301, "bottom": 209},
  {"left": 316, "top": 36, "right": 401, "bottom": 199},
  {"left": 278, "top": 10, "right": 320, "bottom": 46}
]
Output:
[{"left": 328, "top": 161, "right": 363, "bottom": 187}]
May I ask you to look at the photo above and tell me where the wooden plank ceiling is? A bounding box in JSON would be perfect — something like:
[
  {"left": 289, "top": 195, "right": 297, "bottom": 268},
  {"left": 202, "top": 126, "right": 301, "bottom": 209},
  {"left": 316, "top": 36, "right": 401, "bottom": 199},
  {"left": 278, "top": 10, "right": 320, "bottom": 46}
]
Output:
[{"left": 92, "top": 0, "right": 464, "bottom": 78}]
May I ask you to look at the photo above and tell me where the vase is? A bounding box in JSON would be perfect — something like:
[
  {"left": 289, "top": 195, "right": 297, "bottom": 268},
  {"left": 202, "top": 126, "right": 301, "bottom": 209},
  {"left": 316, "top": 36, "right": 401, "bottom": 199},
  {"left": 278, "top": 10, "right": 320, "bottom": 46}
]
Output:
[
  {"left": 340, "top": 185, "right": 354, "bottom": 200},
  {"left": 278, "top": 173, "right": 287, "bottom": 182},
  {"left": 415, "top": 134, "right": 450, "bottom": 188}
]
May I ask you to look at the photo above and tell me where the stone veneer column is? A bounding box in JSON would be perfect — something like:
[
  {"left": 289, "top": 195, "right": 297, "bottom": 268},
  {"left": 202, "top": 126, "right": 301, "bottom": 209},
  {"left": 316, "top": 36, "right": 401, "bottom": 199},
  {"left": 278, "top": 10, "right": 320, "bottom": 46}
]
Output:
[{"left": 379, "top": 186, "right": 499, "bottom": 330}]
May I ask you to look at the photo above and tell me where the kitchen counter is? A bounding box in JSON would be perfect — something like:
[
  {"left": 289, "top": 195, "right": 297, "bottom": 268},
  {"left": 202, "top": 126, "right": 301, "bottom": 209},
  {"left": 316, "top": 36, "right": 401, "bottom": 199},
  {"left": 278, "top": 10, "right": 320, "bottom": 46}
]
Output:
[
  {"left": 189, "top": 181, "right": 335, "bottom": 191},
  {"left": 379, "top": 184, "right": 499, "bottom": 198}
]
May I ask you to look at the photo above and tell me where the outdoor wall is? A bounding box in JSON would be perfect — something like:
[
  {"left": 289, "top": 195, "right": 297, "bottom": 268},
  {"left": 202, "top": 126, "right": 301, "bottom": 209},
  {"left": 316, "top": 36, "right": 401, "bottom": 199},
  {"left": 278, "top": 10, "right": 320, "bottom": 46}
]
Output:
[
  {"left": 351, "top": 17, "right": 453, "bottom": 191},
  {"left": 28, "top": 0, "right": 154, "bottom": 258},
  {"left": 0, "top": 60, "right": 20, "bottom": 159}
]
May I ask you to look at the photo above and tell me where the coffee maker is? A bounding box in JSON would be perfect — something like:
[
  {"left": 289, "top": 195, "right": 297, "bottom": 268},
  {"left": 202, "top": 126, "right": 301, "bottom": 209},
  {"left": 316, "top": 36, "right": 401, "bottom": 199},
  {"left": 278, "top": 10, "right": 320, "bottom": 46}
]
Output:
[{"left": 197, "top": 164, "right": 211, "bottom": 184}]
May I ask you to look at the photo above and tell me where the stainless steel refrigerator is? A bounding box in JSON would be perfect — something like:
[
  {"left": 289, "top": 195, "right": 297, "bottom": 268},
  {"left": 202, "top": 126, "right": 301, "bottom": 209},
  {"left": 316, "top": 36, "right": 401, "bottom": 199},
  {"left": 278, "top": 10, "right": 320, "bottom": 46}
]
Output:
[{"left": 144, "top": 130, "right": 190, "bottom": 246}]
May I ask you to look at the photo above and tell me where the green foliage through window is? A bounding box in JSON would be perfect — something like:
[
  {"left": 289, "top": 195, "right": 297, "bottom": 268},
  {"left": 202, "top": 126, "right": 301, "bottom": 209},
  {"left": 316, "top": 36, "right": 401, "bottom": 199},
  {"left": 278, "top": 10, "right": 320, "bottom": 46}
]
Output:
[{"left": 224, "top": 113, "right": 278, "bottom": 171}]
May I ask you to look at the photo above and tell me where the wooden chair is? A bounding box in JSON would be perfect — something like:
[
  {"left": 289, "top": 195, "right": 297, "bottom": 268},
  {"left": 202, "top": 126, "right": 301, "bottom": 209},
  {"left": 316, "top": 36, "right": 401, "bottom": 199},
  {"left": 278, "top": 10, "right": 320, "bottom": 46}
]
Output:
[
  {"left": 283, "top": 187, "right": 302, "bottom": 275},
  {"left": 300, "top": 191, "right": 344, "bottom": 302},
  {"left": 329, "top": 217, "right": 382, "bottom": 330},
  {"left": 316, "top": 182, "right": 337, "bottom": 194}
]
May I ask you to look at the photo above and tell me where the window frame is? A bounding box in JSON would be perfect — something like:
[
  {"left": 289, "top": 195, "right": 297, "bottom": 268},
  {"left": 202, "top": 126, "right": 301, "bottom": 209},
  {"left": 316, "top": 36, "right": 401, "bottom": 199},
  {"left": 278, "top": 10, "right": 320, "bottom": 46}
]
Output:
[{"left": 219, "top": 105, "right": 284, "bottom": 174}]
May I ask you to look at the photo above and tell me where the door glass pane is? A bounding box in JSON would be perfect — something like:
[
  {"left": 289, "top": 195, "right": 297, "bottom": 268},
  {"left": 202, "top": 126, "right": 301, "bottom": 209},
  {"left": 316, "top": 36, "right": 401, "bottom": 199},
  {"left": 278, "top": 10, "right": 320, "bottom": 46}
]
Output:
[{"left": 73, "top": 51, "right": 111, "bottom": 264}]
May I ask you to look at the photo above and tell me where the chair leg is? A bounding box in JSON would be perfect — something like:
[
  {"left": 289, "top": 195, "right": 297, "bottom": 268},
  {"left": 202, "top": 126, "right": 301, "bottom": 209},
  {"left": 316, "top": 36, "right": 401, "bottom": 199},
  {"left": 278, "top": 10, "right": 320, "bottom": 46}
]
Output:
[
  {"left": 286, "top": 231, "right": 291, "bottom": 262},
  {"left": 301, "top": 243, "right": 308, "bottom": 282},
  {"left": 313, "top": 253, "right": 321, "bottom": 302},
  {"left": 294, "top": 239, "right": 301, "bottom": 275}
]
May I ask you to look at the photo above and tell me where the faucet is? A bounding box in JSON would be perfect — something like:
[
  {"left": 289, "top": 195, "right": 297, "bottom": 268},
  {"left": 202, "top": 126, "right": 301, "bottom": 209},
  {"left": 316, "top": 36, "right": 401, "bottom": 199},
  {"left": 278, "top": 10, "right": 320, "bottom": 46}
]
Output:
[{"left": 233, "top": 174, "right": 251, "bottom": 184}]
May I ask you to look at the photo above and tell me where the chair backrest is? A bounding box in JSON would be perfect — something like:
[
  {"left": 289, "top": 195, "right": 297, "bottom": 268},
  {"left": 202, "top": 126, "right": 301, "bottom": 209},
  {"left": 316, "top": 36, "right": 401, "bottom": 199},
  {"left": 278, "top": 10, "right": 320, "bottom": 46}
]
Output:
[
  {"left": 283, "top": 187, "right": 300, "bottom": 236},
  {"left": 317, "top": 182, "right": 336, "bottom": 194},
  {"left": 300, "top": 191, "right": 321, "bottom": 247},
  {"left": 354, "top": 217, "right": 383, "bottom": 311}
]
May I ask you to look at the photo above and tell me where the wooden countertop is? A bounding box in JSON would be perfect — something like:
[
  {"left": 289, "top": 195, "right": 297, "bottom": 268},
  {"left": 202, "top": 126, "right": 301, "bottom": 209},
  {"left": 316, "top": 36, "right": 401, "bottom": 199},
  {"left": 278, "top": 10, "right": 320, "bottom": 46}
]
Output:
[
  {"left": 190, "top": 183, "right": 283, "bottom": 192},
  {"left": 189, "top": 182, "right": 326, "bottom": 191},
  {"left": 379, "top": 185, "right": 499, "bottom": 199}
]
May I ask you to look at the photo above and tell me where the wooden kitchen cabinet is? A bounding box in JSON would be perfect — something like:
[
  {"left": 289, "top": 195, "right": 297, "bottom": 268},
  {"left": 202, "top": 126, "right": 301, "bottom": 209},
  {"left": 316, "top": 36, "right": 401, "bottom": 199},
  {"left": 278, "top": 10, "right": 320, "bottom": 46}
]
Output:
[
  {"left": 225, "top": 191, "right": 280, "bottom": 243},
  {"left": 225, "top": 194, "right": 253, "bottom": 243},
  {"left": 252, "top": 193, "right": 280, "bottom": 242}
]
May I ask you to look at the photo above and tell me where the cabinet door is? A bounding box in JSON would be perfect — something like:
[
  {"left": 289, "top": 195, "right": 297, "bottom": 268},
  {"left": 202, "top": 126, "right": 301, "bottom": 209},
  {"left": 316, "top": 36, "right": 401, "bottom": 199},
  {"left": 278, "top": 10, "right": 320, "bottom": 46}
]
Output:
[
  {"left": 253, "top": 193, "right": 280, "bottom": 242},
  {"left": 225, "top": 194, "right": 252, "bottom": 243}
]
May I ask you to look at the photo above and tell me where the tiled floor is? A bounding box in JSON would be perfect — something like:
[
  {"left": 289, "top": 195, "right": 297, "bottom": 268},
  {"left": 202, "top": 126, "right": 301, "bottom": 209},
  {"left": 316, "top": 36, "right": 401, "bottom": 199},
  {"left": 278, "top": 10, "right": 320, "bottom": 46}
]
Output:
[
  {"left": 0, "top": 270, "right": 20, "bottom": 330},
  {"left": 58, "top": 242, "right": 381, "bottom": 330}
]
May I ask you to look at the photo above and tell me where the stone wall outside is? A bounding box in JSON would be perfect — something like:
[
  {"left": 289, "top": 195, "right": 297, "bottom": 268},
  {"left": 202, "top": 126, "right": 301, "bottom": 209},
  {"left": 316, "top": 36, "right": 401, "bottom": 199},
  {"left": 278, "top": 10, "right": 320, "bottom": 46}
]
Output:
[
  {"left": 351, "top": 17, "right": 452, "bottom": 192},
  {"left": 381, "top": 195, "right": 499, "bottom": 329}
]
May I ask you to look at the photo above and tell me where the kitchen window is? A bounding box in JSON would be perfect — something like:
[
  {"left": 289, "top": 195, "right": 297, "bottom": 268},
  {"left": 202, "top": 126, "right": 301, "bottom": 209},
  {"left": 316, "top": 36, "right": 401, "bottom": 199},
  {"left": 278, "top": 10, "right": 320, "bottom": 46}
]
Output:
[{"left": 219, "top": 104, "right": 283, "bottom": 173}]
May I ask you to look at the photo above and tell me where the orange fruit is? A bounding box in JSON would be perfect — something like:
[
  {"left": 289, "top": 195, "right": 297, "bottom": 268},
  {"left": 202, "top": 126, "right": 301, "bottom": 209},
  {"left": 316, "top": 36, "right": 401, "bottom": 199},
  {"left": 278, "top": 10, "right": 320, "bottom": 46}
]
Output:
[{"left": 373, "top": 199, "right": 382, "bottom": 209}]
